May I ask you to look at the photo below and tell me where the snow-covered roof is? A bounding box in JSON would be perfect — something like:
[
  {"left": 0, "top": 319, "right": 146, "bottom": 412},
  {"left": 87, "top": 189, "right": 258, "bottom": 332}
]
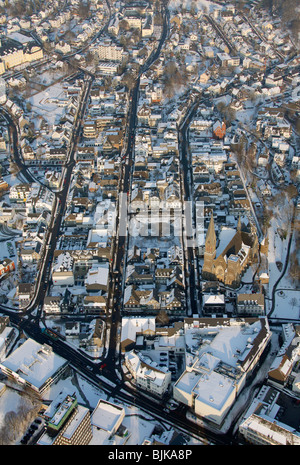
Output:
[
  {"left": 174, "top": 318, "right": 271, "bottom": 421},
  {"left": 91, "top": 400, "right": 125, "bottom": 434},
  {"left": 0, "top": 339, "right": 67, "bottom": 391},
  {"left": 121, "top": 317, "right": 156, "bottom": 345}
]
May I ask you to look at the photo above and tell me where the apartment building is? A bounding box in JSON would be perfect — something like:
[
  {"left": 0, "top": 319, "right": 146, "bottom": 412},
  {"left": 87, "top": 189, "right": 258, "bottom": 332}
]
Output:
[
  {"left": 97, "top": 41, "right": 124, "bottom": 62},
  {"left": 236, "top": 293, "right": 265, "bottom": 316}
]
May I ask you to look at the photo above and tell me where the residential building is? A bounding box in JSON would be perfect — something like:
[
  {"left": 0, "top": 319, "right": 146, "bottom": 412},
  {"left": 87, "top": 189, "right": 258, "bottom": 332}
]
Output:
[
  {"left": 121, "top": 317, "right": 156, "bottom": 352},
  {"left": 0, "top": 258, "right": 15, "bottom": 276},
  {"left": 125, "top": 350, "right": 171, "bottom": 398},
  {"left": 97, "top": 41, "right": 124, "bottom": 62},
  {"left": 236, "top": 293, "right": 265, "bottom": 316},
  {"left": 239, "top": 384, "right": 300, "bottom": 445},
  {"left": 268, "top": 324, "right": 300, "bottom": 388},
  {"left": 43, "top": 296, "right": 62, "bottom": 314}
]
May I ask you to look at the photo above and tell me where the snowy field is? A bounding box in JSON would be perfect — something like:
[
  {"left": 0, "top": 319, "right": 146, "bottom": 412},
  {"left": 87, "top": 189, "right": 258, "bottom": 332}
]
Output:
[
  {"left": 28, "top": 82, "right": 66, "bottom": 127},
  {"left": 267, "top": 208, "right": 300, "bottom": 320}
]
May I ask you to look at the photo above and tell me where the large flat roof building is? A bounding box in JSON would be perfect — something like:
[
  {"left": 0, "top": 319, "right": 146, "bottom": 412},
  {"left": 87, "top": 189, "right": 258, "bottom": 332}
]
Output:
[
  {"left": 173, "top": 317, "right": 272, "bottom": 426},
  {"left": 0, "top": 338, "right": 68, "bottom": 395}
]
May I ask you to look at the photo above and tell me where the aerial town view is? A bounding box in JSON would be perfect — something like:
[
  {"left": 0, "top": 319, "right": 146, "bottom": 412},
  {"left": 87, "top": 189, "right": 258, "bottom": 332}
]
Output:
[{"left": 0, "top": 0, "right": 299, "bottom": 451}]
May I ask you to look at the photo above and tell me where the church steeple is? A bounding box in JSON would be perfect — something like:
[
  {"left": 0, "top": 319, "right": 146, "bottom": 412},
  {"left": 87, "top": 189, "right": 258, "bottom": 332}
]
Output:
[
  {"left": 237, "top": 214, "right": 242, "bottom": 232},
  {"left": 202, "top": 212, "right": 217, "bottom": 281},
  {"left": 205, "top": 211, "right": 216, "bottom": 255}
]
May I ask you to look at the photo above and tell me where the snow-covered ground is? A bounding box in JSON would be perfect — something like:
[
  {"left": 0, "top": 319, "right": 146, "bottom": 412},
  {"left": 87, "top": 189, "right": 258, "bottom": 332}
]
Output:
[{"left": 267, "top": 202, "right": 299, "bottom": 319}]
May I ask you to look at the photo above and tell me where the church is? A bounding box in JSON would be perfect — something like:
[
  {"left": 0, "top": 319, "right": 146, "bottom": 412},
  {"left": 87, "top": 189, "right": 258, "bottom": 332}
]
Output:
[{"left": 202, "top": 213, "right": 259, "bottom": 288}]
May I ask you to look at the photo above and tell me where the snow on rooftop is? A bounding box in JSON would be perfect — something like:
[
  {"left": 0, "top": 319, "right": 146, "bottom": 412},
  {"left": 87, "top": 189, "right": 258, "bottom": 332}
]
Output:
[
  {"left": 121, "top": 317, "right": 156, "bottom": 345},
  {"left": 0, "top": 339, "right": 67, "bottom": 390},
  {"left": 91, "top": 400, "right": 124, "bottom": 433},
  {"left": 216, "top": 227, "right": 236, "bottom": 256},
  {"left": 194, "top": 370, "right": 235, "bottom": 410},
  {"left": 85, "top": 263, "right": 109, "bottom": 287},
  {"left": 175, "top": 371, "right": 202, "bottom": 394},
  {"left": 205, "top": 322, "right": 260, "bottom": 367}
]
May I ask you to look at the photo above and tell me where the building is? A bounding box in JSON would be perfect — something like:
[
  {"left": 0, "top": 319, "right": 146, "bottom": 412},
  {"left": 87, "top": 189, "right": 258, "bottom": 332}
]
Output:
[
  {"left": 236, "top": 293, "right": 265, "bottom": 316},
  {"left": 52, "top": 252, "right": 74, "bottom": 287},
  {"left": 90, "top": 400, "right": 125, "bottom": 439},
  {"left": 239, "top": 384, "right": 300, "bottom": 445},
  {"left": 239, "top": 413, "right": 300, "bottom": 445},
  {"left": 202, "top": 294, "right": 225, "bottom": 315},
  {"left": 121, "top": 317, "right": 156, "bottom": 352},
  {"left": 213, "top": 120, "right": 226, "bottom": 139},
  {"left": 0, "top": 36, "right": 43, "bottom": 71},
  {"left": 0, "top": 317, "right": 15, "bottom": 361},
  {"left": 202, "top": 214, "right": 259, "bottom": 288},
  {"left": 0, "top": 258, "right": 15, "bottom": 276},
  {"left": 0, "top": 339, "right": 68, "bottom": 395},
  {"left": 37, "top": 390, "right": 93, "bottom": 445},
  {"left": 97, "top": 41, "right": 124, "bottom": 62},
  {"left": 43, "top": 296, "right": 62, "bottom": 314},
  {"left": 84, "top": 264, "right": 109, "bottom": 292},
  {"left": 125, "top": 350, "right": 171, "bottom": 398},
  {"left": 0, "top": 77, "right": 6, "bottom": 103},
  {"left": 268, "top": 323, "right": 300, "bottom": 388},
  {"left": 173, "top": 317, "right": 272, "bottom": 427}
]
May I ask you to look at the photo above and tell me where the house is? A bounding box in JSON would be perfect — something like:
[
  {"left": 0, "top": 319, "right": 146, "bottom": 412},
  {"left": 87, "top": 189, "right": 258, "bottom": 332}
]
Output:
[
  {"left": 212, "top": 121, "right": 226, "bottom": 139},
  {"left": 85, "top": 264, "right": 109, "bottom": 292},
  {"left": 202, "top": 294, "right": 225, "bottom": 315},
  {"left": 159, "top": 288, "right": 184, "bottom": 314},
  {"left": 236, "top": 293, "right": 265, "bottom": 316},
  {"left": 43, "top": 296, "right": 62, "bottom": 314},
  {"left": 268, "top": 323, "right": 300, "bottom": 388},
  {"left": 83, "top": 296, "right": 107, "bottom": 314},
  {"left": 52, "top": 252, "right": 74, "bottom": 287},
  {"left": 121, "top": 317, "right": 156, "bottom": 352},
  {"left": 125, "top": 350, "right": 171, "bottom": 398},
  {"left": 0, "top": 258, "right": 15, "bottom": 276},
  {"left": 17, "top": 283, "right": 33, "bottom": 307}
]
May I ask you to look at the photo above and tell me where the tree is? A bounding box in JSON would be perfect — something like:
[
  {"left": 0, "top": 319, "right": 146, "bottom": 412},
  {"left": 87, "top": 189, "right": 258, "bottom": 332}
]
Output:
[
  {"left": 121, "top": 71, "right": 136, "bottom": 91},
  {"left": 77, "top": 0, "right": 91, "bottom": 19},
  {"left": 289, "top": 296, "right": 297, "bottom": 310},
  {"left": 289, "top": 251, "right": 300, "bottom": 286}
]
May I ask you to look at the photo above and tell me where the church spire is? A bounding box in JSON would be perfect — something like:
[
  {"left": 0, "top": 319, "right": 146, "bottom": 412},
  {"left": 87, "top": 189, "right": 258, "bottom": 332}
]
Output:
[
  {"left": 237, "top": 214, "right": 242, "bottom": 232},
  {"left": 205, "top": 211, "right": 216, "bottom": 255}
]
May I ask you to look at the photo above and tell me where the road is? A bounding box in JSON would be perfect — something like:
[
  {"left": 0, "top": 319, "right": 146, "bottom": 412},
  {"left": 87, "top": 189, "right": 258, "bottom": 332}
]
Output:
[
  {"left": 103, "top": 0, "right": 170, "bottom": 372},
  {"left": 178, "top": 92, "right": 205, "bottom": 316}
]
